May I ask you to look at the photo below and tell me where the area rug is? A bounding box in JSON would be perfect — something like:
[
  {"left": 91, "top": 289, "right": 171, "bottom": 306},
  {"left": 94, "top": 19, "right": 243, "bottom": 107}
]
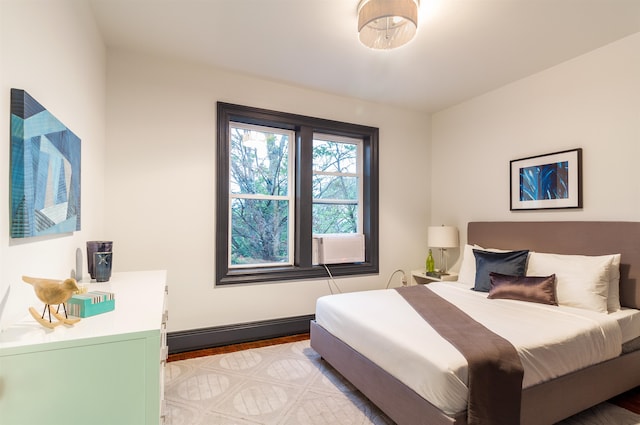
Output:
[{"left": 164, "top": 340, "right": 640, "bottom": 425}]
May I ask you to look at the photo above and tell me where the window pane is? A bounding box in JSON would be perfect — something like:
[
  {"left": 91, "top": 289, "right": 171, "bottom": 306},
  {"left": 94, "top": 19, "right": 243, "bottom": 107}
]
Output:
[
  {"left": 230, "top": 126, "right": 289, "bottom": 196},
  {"left": 231, "top": 198, "right": 289, "bottom": 266},
  {"left": 313, "top": 139, "right": 357, "bottom": 173},
  {"left": 312, "top": 204, "right": 358, "bottom": 234},
  {"left": 313, "top": 175, "right": 358, "bottom": 200}
]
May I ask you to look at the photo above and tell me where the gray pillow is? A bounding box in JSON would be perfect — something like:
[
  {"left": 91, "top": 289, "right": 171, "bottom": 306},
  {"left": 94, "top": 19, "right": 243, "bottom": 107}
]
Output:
[{"left": 488, "top": 272, "right": 557, "bottom": 305}]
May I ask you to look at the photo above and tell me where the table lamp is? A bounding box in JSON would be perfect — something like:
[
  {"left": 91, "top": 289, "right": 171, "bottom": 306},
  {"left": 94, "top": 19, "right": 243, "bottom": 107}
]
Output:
[{"left": 428, "top": 225, "right": 459, "bottom": 275}]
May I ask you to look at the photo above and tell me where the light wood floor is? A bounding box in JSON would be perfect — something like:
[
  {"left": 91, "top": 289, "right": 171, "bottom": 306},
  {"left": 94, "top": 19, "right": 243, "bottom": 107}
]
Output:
[{"left": 168, "top": 334, "right": 640, "bottom": 415}]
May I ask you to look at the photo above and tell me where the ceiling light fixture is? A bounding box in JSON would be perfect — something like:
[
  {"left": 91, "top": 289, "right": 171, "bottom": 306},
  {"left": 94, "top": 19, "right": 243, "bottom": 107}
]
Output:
[{"left": 357, "top": 0, "right": 419, "bottom": 50}]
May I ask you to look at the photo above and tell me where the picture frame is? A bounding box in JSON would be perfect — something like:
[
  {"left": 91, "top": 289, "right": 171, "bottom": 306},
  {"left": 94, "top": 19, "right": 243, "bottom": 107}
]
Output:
[{"left": 510, "top": 148, "right": 582, "bottom": 211}]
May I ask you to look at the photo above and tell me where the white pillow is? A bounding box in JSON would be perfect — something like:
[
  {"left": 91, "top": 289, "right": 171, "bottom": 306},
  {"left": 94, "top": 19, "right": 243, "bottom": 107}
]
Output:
[
  {"left": 526, "top": 252, "right": 615, "bottom": 313},
  {"left": 457, "top": 244, "right": 477, "bottom": 284},
  {"left": 608, "top": 254, "right": 621, "bottom": 313}
]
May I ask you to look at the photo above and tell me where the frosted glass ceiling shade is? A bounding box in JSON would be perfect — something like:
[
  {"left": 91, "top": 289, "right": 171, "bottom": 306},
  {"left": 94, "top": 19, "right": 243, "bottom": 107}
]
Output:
[
  {"left": 358, "top": 0, "right": 419, "bottom": 50},
  {"left": 428, "top": 226, "right": 459, "bottom": 248}
]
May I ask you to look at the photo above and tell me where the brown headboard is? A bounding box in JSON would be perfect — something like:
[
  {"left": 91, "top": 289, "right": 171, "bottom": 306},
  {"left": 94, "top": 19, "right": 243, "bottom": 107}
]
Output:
[{"left": 468, "top": 221, "right": 640, "bottom": 309}]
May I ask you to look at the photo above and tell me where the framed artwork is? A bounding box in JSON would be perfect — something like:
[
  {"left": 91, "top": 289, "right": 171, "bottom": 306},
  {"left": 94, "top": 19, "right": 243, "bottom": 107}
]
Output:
[
  {"left": 10, "top": 89, "right": 81, "bottom": 238},
  {"left": 510, "top": 148, "right": 582, "bottom": 211}
]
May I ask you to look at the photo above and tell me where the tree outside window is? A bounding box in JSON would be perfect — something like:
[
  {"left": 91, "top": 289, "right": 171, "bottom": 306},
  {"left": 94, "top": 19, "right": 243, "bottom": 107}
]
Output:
[{"left": 229, "top": 123, "right": 293, "bottom": 267}]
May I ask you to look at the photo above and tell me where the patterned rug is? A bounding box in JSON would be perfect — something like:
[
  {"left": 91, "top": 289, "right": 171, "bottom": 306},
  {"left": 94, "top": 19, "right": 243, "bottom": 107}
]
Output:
[{"left": 164, "top": 340, "right": 640, "bottom": 425}]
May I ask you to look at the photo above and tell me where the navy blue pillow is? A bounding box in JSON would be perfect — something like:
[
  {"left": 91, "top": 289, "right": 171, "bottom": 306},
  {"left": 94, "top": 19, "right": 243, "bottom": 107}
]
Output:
[{"left": 472, "top": 249, "right": 530, "bottom": 292}]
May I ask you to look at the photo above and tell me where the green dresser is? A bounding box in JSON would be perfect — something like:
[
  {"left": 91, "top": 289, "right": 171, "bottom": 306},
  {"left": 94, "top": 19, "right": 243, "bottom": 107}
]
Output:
[{"left": 0, "top": 271, "right": 168, "bottom": 425}]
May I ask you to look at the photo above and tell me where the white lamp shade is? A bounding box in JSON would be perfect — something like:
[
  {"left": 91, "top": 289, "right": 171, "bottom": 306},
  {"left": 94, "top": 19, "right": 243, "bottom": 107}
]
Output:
[
  {"left": 428, "top": 226, "right": 459, "bottom": 248},
  {"left": 358, "top": 0, "right": 419, "bottom": 50}
]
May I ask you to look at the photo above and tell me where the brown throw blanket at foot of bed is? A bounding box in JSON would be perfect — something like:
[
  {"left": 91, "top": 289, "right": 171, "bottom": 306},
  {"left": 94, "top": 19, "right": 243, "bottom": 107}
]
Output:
[{"left": 396, "top": 285, "right": 524, "bottom": 425}]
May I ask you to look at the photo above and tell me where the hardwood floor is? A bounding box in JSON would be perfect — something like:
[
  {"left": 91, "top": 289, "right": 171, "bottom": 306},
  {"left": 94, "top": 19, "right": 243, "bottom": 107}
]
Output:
[
  {"left": 168, "top": 334, "right": 640, "bottom": 415},
  {"left": 610, "top": 385, "right": 640, "bottom": 414},
  {"left": 167, "top": 333, "right": 310, "bottom": 362}
]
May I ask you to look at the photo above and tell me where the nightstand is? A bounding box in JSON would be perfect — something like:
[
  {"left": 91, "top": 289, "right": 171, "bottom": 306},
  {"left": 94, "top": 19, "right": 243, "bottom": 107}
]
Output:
[{"left": 411, "top": 269, "right": 459, "bottom": 285}]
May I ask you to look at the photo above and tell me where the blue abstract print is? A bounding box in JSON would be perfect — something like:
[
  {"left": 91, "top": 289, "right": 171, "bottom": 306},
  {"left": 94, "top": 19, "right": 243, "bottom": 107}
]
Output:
[
  {"left": 519, "top": 161, "right": 569, "bottom": 201},
  {"left": 10, "top": 89, "right": 81, "bottom": 238}
]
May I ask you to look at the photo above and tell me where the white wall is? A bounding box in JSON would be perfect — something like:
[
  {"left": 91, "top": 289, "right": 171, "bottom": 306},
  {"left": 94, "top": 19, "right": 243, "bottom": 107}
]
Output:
[
  {"left": 431, "top": 32, "right": 640, "bottom": 269},
  {"left": 105, "top": 50, "right": 431, "bottom": 332},
  {"left": 0, "top": 0, "right": 107, "bottom": 329},
  {"left": 6, "top": 4, "right": 632, "bottom": 336}
]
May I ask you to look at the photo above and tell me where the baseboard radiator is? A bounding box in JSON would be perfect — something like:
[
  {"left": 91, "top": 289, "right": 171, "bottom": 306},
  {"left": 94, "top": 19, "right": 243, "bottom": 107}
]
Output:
[{"left": 167, "top": 314, "right": 314, "bottom": 354}]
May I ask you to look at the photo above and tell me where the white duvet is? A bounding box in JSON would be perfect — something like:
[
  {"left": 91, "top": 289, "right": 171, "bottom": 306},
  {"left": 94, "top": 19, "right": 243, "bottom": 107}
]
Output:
[{"left": 315, "top": 282, "right": 635, "bottom": 415}]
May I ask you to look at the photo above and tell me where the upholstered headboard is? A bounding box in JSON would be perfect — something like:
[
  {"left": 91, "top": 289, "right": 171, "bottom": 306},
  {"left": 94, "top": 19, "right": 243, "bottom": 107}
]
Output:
[{"left": 467, "top": 221, "right": 640, "bottom": 309}]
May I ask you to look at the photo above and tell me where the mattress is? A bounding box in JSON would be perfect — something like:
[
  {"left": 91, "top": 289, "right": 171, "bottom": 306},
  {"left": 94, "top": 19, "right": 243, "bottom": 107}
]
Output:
[
  {"left": 615, "top": 307, "right": 640, "bottom": 344},
  {"left": 315, "top": 282, "right": 639, "bottom": 415}
]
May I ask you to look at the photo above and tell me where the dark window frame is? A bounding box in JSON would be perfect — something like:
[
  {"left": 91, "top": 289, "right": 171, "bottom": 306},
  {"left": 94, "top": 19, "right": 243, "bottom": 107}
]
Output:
[{"left": 216, "top": 102, "right": 379, "bottom": 285}]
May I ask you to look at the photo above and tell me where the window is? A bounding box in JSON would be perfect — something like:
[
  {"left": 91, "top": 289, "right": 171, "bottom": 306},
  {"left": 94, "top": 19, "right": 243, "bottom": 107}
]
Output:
[
  {"left": 229, "top": 123, "right": 295, "bottom": 267},
  {"left": 216, "top": 103, "right": 378, "bottom": 285},
  {"left": 312, "top": 134, "right": 362, "bottom": 235}
]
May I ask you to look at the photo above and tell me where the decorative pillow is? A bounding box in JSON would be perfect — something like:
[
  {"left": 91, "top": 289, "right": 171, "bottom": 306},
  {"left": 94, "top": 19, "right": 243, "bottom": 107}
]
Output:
[
  {"left": 472, "top": 249, "right": 530, "bottom": 292},
  {"left": 526, "top": 252, "right": 614, "bottom": 313},
  {"left": 458, "top": 244, "right": 515, "bottom": 285},
  {"left": 488, "top": 272, "right": 557, "bottom": 305}
]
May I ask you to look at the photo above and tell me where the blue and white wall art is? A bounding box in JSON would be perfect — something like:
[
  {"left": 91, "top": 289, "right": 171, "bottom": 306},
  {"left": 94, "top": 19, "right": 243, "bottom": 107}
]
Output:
[
  {"left": 10, "top": 89, "right": 81, "bottom": 238},
  {"left": 519, "top": 161, "right": 569, "bottom": 201},
  {"left": 510, "top": 148, "right": 582, "bottom": 211}
]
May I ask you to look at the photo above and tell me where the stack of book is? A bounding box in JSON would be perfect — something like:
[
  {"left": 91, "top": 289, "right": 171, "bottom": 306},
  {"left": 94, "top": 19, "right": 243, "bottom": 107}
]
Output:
[{"left": 66, "top": 291, "right": 115, "bottom": 318}]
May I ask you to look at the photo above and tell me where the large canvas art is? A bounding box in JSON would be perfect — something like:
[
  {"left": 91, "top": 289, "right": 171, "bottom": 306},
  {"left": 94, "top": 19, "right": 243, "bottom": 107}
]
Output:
[{"left": 10, "top": 89, "right": 81, "bottom": 238}]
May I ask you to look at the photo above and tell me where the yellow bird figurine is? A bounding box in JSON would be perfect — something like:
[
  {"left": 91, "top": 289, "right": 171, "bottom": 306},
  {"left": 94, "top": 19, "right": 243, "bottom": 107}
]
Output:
[{"left": 23, "top": 276, "right": 81, "bottom": 329}]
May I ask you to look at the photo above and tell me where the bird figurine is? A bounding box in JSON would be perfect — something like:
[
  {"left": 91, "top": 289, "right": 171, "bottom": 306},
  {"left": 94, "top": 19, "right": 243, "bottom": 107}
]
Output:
[{"left": 23, "top": 276, "right": 81, "bottom": 329}]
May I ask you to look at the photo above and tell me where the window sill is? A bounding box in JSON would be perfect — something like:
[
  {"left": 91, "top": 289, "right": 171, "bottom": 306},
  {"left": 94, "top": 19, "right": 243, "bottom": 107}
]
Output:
[{"left": 217, "top": 262, "right": 378, "bottom": 286}]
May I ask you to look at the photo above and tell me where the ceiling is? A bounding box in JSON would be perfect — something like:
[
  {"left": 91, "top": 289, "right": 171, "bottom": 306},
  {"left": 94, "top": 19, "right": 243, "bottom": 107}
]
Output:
[{"left": 88, "top": 0, "right": 640, "bottom": 114}]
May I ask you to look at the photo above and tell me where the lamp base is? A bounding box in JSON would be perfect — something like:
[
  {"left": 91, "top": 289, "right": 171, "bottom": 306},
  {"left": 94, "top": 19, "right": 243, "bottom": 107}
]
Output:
[{"left": 438, "top": 248, "right": 449, "bottom": 275}]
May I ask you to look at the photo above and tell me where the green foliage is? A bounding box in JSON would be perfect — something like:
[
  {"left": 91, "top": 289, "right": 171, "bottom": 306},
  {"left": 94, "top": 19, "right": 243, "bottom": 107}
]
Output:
[
  {"left": 231, "top": 199, "right": 289, "bottom": 264},
  {"left": 312, "top": 139, "right": 359, "bottom": 234},
  {"left": 230, "top": 128, "right": 289, "bottom": 196},
  {"left": 312, "top": 204, "right": 358, "bottom": 234}
]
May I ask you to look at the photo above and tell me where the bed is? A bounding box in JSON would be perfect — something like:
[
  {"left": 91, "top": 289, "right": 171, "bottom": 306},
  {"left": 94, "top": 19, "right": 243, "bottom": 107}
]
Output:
[{"left": 310, "top": 221, "right": 640, "bottom": 425}]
